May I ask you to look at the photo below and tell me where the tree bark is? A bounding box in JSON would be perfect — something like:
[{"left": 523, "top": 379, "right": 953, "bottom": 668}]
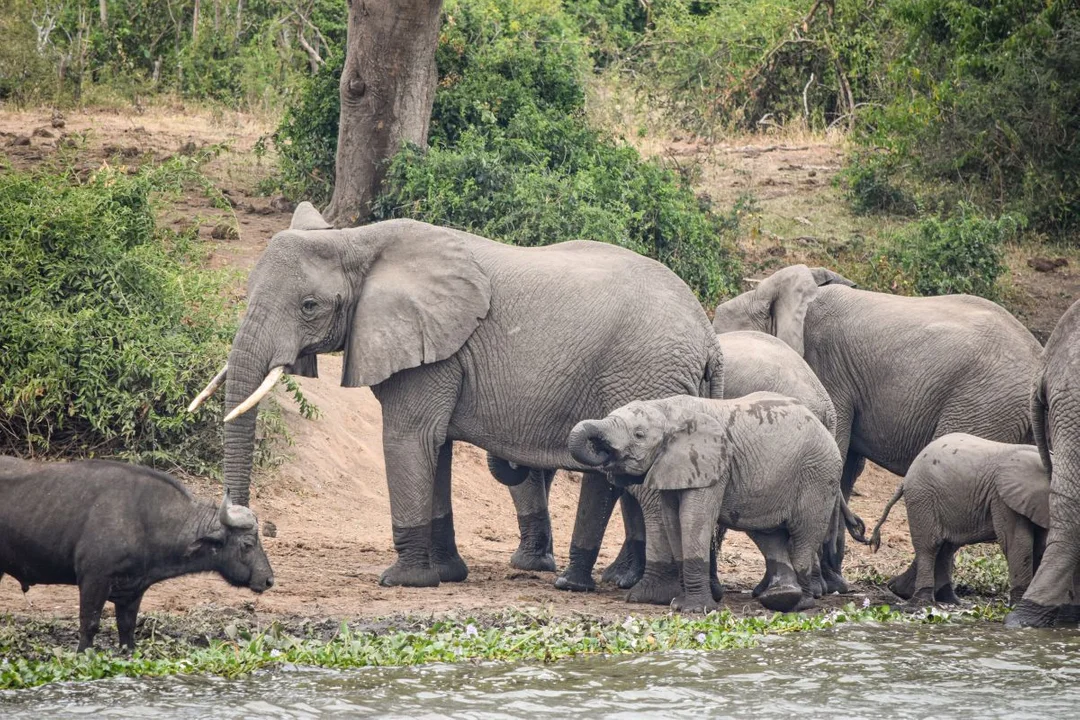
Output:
[{"left": 324, "top": 0, "right": 444, "bottom": 227}]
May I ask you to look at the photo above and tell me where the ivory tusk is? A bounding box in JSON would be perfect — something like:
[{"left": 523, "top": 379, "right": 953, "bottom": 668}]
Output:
[
  {"left": 224, "top": 366, "right": 285, "bottom": 422},
  {"left": 187, "top": 364, "right": 228, "bottom": 412}
]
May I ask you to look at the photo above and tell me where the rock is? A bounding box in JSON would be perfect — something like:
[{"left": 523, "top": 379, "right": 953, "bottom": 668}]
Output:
[
  {"left": 270, "top": 196, "right": 297, "bottom": 213},
  {"left": 32, "top": 127, "right": 54, "bottom": 138},
  {"left": 262, "top": 521, "right": 277, "bottom": 538},
  {"left": 1028, "top": 257, "right": 1069, "bottom": 273},
  {"left": 178, "top": 140, "right": 198, "bottom": 156},
  {"left": 766, "top": 246, "right": 788, "bottom": 257},
  {"left": 104, "top": 144, "right": 142, "bottom": 158},
  {"left": 210, "top": 223, "right": 239, "bottom": 240},
  {"left": 51, "top": 114, "right": 65, "bottom": 128},
  {"left": 7, "top": 136, "right": 31, "bottom": 147}
]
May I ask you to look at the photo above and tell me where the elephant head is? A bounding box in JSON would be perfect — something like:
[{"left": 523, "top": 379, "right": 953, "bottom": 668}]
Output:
[
  {"left": 190, "top": 203, "right": 492, "bottom": 505},
  {"left": 568, "top": 401, "right": 728, "bottom": 490},
  {"left": 996, "top": 448, "right": 1051, "bottom": 529},
  {"left": 712, "top": 265, "right": 855, "bottom": 356}
]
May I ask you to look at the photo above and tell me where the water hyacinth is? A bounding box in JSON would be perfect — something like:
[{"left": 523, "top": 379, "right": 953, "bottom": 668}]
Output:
[{"left": 0, "top": 603, "right": 1009, "bottom": 691}]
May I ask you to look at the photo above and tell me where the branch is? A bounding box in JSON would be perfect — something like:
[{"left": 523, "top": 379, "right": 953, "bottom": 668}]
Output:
[{"left": 297, "top": 31, "right": 325, "bottom": 69}]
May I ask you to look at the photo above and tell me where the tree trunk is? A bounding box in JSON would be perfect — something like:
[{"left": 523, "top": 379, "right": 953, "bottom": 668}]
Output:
[
  {"left": 192, "top": 0, "right": 201, "bottom": 41},
  {"left": 99, "top": 0, "right": 107, "bottom": 26},
  {"left": 324, "top": 0, "right": 444, "bottom": 227}
]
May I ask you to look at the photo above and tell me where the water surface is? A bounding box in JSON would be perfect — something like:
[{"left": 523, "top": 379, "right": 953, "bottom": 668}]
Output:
[{"left": 3, "top": 623, "right": 1079, "bottom": 719}]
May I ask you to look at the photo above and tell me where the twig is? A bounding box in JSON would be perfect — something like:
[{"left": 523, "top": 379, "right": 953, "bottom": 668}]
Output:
[{"left": 802, "top": 73, "right": 815, "bottom": 128}]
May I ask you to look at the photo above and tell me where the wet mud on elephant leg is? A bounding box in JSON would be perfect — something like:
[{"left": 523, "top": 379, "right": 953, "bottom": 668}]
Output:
[
  {"left": 508, "top": 469, "right": 557, "bottom": 572},
  {"left": 429, "top": 440, "right": 468, "bottom": 583},
  {"left": 626, "top": 487, "right": 681, "bottom": 606},
  {"left": 601, "top": 492, "right": 647, "bottom": 588},
  {"left": 820, "top": 451, "right": 865, "bottom": 594}
]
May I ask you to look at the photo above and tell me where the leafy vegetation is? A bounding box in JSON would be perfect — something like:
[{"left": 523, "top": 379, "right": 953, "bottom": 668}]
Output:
[
  {"left": 0, "top": 159, "right": 236, "bottom": 472},
  {"left": 0, "top": 603, "right": 1009, "bottom": 690},
  {"left": 953, "top": 545, "right": 1011, "bottom": 597},
  {"left": 275, "top": 0, "right": 743, "bottom": 303}
]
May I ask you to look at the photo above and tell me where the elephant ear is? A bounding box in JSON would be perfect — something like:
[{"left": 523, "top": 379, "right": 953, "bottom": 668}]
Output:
[
  {"left": 995, "top": 449, "right": 1051, "bottom": 529},
  {"left": 645, "top": 415, "right": 728, "bottom": 491},
  {"left": 290, "top": 202, "right": 334, "bottom": 230},
  {"left": 758, "top": 265, "right": 821, "bottom": 357},
  {"left": 342, "top": 225, "right": 492, "bottom": 388},
  {"left": 286, "top": 354, "right": 318, "bottom": 379},
  {"left": 809, "top": 267, "right": 857, "bottom": 288}
]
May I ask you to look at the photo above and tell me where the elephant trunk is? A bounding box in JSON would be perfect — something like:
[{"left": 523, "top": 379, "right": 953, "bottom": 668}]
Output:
[
  {"left": 222, "top": 325, "right": 272, "bottom": 508},
  {"left": 568, "top": 419, "right": 615, "bottom": 467}
]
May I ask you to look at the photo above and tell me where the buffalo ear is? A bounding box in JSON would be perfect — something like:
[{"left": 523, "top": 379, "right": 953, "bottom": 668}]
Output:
[
  {"left": 996, "top": 448, "right": 1051, "bottom": 529},
  {"left": 342, "top": 223, "right": 492, "bottom": 388},
  {"left": 644, "top": 416, "right": 728, "bottom": 491},
  {"left": 286, "top": 354, "right": 318, "bottom": 379}
]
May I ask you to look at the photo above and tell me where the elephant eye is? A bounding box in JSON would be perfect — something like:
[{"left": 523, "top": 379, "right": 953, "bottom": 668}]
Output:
[
  {"left": 633, "top": 429, "right": 646, "bottom": 440},
  {"left": 301, "top": 298, "right": 318, "bottom": 314}
]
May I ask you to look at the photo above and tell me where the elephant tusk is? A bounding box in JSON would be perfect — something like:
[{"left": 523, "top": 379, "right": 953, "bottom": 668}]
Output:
[
  {"left": 224, "top": 366, "right": 285, "bottom": 422},
  {"left": 187, "top": 364, "right": 228, "bottom": 412}
]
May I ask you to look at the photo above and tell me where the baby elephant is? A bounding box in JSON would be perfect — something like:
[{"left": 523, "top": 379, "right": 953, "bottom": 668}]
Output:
[
  {"left": 870, "top": 433, "right": 1049, "bottom": 606},
  {"left": 0, "top": 457, "right": 275, "bottom": 651},
  {"left": 569, "top": 393, "right": 863, "bottom": 613}
]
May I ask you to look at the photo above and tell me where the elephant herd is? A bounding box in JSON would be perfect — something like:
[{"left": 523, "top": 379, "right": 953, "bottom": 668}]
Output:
[{"left": 190, "top": 202, "right": 1080, "bottom": 627}]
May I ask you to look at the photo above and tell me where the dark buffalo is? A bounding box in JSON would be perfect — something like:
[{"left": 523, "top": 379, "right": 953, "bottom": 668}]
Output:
[{"left": 0, "top": 457, "right": 274, "bottom": 651}]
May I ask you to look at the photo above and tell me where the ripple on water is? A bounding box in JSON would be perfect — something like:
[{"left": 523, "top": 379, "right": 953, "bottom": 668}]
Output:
[{"left": 4, "top": 623, "right": 1080, "bottom": 719}]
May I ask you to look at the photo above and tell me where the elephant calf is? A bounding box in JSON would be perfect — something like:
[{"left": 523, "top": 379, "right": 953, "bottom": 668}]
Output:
[
  {"left": 569, "top": 393, "right": 866, "bottom": 613},
  {"left": 870, "top": 433, "right": 1050, "bottom": 606}
]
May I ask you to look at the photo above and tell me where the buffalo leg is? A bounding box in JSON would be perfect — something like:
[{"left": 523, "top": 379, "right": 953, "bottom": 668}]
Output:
[{"left": 77, "top": 577, "right": 111, "bottom": 652}]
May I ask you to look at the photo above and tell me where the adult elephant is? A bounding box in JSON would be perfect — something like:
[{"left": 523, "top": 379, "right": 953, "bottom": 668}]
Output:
[
  {"left": 1007, "top": 299, "right": 1080, "bottom": 627},
  {"left": 493, "top": 329, "right": 840, "bottom": 597},
  {"left": 191, "top": 203, "right": 723, "bottom": 588},
  {"left": 711, "top": 264, "right": 1042, "bottom": 592}
]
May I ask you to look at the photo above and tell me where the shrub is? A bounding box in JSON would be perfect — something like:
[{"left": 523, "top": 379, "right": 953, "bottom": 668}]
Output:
[
  {"left": 0, "top": 162, "right": 236, "bottom": 473},
  {"left": 276, "top": 0, "right": 743, "bottom": 303},
  {"left": 869, "top": 207, "right": 1021, "bottom": 298}
]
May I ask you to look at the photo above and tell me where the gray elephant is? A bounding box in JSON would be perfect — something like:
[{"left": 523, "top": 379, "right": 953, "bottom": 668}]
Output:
[
  {"left": 189, "top": 203, "right": 723, "bottom": 588},
  {"left": 1007, "top": 299, "right": 1080, "bottom": 627},
  {"left": 568, "top": 393, "right": 863, "bottom": 613},
  {"left": 712, "top": 264, "right": 1042, "bottom": 592},
  {"left": 870, "top": 433, "right": 1049, "bottom": 606},
  {"left": 491, "top": 330, "right": 840, "bottom": 596}
]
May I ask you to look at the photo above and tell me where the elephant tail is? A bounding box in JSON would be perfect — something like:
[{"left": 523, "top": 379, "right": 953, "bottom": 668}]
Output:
[
  {"left": 702, "top": 338, "right": 725, "bottom": 399},
  {"left": 486, "top": 453, "right": 531, "bottom": 487},
  {"left": 869, "top": 482, "right": 905, "bottom": 553},
  {"left": 839, "top": 494, "right": 868, "bottom": 545},
  {"left": 1032, "top": 374, "right": 1052, "bottom": 474}
]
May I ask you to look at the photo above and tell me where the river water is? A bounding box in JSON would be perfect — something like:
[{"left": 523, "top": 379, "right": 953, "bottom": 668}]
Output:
[{"left": 3, "top": 623, "right": 1080, "bottom": 719}]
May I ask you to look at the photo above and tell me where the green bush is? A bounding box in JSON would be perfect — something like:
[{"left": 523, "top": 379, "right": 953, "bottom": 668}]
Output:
[
  {"left": 852, "top": 0, "right": 1080, "bottom": 234},
  {"left": 869, "top": 206, "right": 1021, "bottom": 298},
  {"left": 0, "top": 162, "right": 236, "bottom": 472},
  {"left": 277, "top": 0, "right": 743, "bottom": 303}
]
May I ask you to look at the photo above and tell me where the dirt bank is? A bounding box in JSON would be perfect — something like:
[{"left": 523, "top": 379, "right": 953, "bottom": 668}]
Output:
[{"left": 0, "top": 105, "right": 1032, "bottom": 635}]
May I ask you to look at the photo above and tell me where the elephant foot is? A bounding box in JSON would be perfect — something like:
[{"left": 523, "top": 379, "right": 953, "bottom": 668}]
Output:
[
  {"left": 555, "top": 545, "right": 598, "bottom": 592},
  {"left": 711, "top": 576, "right": 725, "bottom": 603},
  {"left": 758, "top": 584, "right": 804, "bottom": 613},
  {"left": 1004, "top": 599, "right": 1060, "bottom": 629},
  {"left": 751, "top": 559, "right": 781, "bottom": 599},
  {"left": 900, "top": 587, "right": 937, "bottom": 613},
  {"left": 430, "top": 515, "right": 468, "bottom": 583},
  {"left": 791, "top": 593, "right": 817, "bottom": 613},
  {"left": 626, "top": 562, "right": 680, "bottom": 606},
  {"left": 821, "top": 565, "right": 851, "bottom": 595},
  {"left": 934, "top": 583, "right": 962, "bottom": 605},
  {"left": 810, "top": 564, "right": 825, "bottom": 599},
  {"left": 887, "top": 576, "right": 915, "bottom": 601},
  {"left": 379, "top": 561, "right": 440, "bottom": 588},
  {"left": 671, "top": 593, "right": 718, "bottom": 614},
  {"left": 511, "top": 511, "right": 557, "bottom": 572},
  {"left": 1055, "top": 605, "right": 1080, "bottom": 626},
  {"left": 601, "top": 539, "right": 646, "bottom": 589}
]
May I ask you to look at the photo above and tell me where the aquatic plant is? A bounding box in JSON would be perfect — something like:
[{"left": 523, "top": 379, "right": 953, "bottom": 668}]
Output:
[{"left": 0, "top": 603, "right": 1008, "bottom": 691}]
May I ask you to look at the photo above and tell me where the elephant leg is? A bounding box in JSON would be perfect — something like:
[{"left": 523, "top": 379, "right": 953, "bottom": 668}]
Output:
[
  {"left": 810, "top": 553, "right": 825, "bottom": 599},
  {"left": 710, "top": 528, "right": 725, "bottom": 602},
  {"left": 555, "top": 473, "right": 622, "bottom": 592},
  {"left": 601, "top": 491, "right": 646, "bottom": 588},
  {"left": 751, "top": 529, "right": 803, "bottom": 612},
  {"left": 933, "top": 543, "right": 962, "bottom": 604},
  {"left": 887, "top": 560, "right": 917, "bottom": 600},
  {"left": 671, "top": 486, "right": 722, "bottom": 614},
  {"left": 787, "top": 527, "right": 820, "bottom": 612},
  {"left": 508, "top": 469, "right": 557, "bottom": 572},
  {"left": 627, "top": 487, "right": 680, "bottom": 605},
  {"left": 905, "top": 540, "right": 941, "bottom": 608},
  {"left": 821, "top": 451, "right": 865, "bottom": 594},
  {"left": 376, "top": 372, "right": 457, "bottom": 588},
  {"left": 999, "top": 514, "right": 1036, "bottom": 606},
  {"left": 430, "top": 440, "right": 468, "bottom": 583},
  {"left": 1056, "top": 568, "right": 1080, "bottom": 625}
]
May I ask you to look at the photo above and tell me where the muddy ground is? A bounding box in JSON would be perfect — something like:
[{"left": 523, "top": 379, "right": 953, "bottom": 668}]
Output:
[{"left": 0, "top": 106, "right": 1067, "bottom": 646}]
